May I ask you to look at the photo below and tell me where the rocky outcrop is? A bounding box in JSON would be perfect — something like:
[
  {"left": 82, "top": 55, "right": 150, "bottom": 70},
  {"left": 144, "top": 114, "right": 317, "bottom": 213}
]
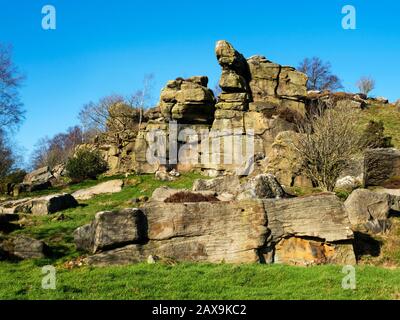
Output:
[
  {"left": 159, "top": 76, "right": 216, "bottom": 123},
  {"left": 364, "top": 148, "right": 400, "bottom": 187},
  {"left": 77, "top": 191, "right": 355, "bottom": 266},
  {"left": 0, "top": 193, "right": 78, "bottom": 215},
  {"left": 72, "top": 180, "right": 124, "bottom": 201}
]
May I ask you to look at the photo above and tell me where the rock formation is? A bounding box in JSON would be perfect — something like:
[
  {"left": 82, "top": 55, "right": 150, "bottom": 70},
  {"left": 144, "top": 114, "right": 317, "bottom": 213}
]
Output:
[
  {"left": 74, "top": 189, "right": 356, "bottom": 266},
  {"left": 75, "top": 40, "right": 399, "bottom": 186}
]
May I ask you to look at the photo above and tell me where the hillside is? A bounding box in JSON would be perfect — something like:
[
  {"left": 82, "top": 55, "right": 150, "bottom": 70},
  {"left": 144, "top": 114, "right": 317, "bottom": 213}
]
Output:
[{"left": 358, "top": 103, "right": 400, "bottom": 148}]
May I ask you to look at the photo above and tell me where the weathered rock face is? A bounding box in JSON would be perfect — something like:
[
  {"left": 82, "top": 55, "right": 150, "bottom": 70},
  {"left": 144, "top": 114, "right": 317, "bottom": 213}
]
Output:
[
  {"left": 143, "top": 201, "right": 267, "bottom": 263},
  {"left": 159, "top": 77, "right": 216, "bottom": 123},
  {"left": 364, "top": 148, "right": 400, "bottom": 187},
  {"left": 72, "top": 180, "right": 124, "bottom": 201},
  {"left": 74, "top": 209, "right": 147, "bottom": 254},
  {"left": 88, "top": 40, "right": 310, "bottom": 176},
  {"left": 0, "top": 193, "right": 78, "bottom": 215},
  {"left": 78, "top": 192, "right": 355, "bottom": 266},
  {"left": 344, "top": 189, "right": 391, "bottom": 233},
  {"left": 274, "top": 237, "right": 355, "bottom": 266},
  {"left": 262, "top": 194, "right": 355, "bottom": 265},
  {"left": 0, "top": 235, "right": 48, "bottom": 260}
]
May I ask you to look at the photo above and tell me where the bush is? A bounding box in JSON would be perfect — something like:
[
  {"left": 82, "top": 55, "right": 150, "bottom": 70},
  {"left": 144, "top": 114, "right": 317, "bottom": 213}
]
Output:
[
  {"left": 164, "top": 192, "right": 220, "bottom": 203},
  {"left": 66, "top": 149, "right": 108, "bottom": 183},
  {"left": 361, "top": 120, "right": 393, "bottom": 149}
]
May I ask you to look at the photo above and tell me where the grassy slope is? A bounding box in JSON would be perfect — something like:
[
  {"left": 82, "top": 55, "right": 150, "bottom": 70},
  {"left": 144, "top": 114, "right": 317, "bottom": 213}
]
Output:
[{"left": 358, "top": 103, "right": 400, "bottom": 148}]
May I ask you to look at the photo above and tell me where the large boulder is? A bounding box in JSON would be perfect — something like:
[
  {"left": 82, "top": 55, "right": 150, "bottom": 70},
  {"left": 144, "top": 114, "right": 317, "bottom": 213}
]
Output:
[
  {"left": 0, "top": 193, "right": 78, "bottom": 215},
  {"left": 23, "top": 166, "right": 53, "bottom": 185},
  {"left": 364, "top": 148, "right": 400, "bottom": 187},
  {"left": 72, "top": 180, "right": 124, "bottom": 201},
  {"left": 344, "top": 189, "right": 391, "bottom": 233},
  {"left": 74, "top": 208, "right": 147, "bottom": 254},
  {"left": 143, "top": 200, "right": 267, "bottom": 264},
  {"left": 0, "top": 235, "right": 48, "bottom": 260}
]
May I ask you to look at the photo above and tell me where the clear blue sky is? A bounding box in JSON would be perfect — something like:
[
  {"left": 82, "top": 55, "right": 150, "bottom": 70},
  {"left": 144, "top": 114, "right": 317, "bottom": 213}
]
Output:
[{"left": 1, "top": 0, "right": 399, "bottom": 160}]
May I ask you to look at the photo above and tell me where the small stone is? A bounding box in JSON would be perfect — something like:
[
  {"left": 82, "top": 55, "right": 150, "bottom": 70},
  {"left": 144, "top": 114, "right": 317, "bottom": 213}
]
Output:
[{"left": 147, "top": 255, "right": 160, "bottom": 264}]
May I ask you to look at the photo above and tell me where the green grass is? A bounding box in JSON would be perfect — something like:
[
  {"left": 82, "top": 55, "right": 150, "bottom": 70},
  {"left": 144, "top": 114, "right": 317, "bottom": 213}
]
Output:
[
  {"left": 358, "top": 103, "right": 400, "bottom": 148},
  {"left": 0, "top": 262, "right": 400, "bottom": 300},
  {"left": 2, "top": 172, "right": 400, "bottom": 300}
]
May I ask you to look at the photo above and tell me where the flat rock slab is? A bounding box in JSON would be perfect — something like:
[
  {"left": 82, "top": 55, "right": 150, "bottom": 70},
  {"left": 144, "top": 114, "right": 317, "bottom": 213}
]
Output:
[
  {"left": 264, "top": 193, "right": 354, "bottom": 242},
  {"left": 72, "top": 180, "right": 124, "bottom": 201},
  {"left": 0, "top": 193, "right": 78, "bottom": 215}
]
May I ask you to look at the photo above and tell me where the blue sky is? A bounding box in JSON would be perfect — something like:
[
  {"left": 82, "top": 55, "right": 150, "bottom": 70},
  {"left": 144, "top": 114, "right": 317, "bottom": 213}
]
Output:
[{"left": 1, "top": 0, "right": 400, "bottom": 160}]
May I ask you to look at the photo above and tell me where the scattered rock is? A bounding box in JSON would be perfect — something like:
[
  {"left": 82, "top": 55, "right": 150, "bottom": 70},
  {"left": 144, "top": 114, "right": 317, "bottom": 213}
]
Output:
[
  {"left": 169, "top": 169, "right": 180, "bottom": 177},
  {"left": 147, "top": 255, "right": 159, "bottom": 264},
  {"left": 155, "top": 170, "right": 175, "bottom": 182},
  {"left": 0, "top": 235, "right": 49, "bottom": 260},
  {"left": 335, "top": 176, "right": 362, "bottom": 191},
  {"left": 0, "top": 193, "right": 78, "bottom": 215},
  {"left": 344, "top": 189, "right": 391, "bottom": 233},
  {"left": 72, "top": 180, "right": 124, "bottom": 200}
]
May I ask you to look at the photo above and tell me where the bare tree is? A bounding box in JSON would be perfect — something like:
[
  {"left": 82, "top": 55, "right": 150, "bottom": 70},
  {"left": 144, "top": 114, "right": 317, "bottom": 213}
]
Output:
[
  {"left": 298, "top": 57, "right": 343, "bottom": 91},
  {"left": 292, "top": 103, "right": 361, "bottom": 191},
  {"left": 127, "top": 73, "right": 155, "bottom": 127},
  {"left": 356, "top": 76, "right": 375, "bottom": 96},
  {"left": 0, "top": 130, "right": 14, "bottom": 179},
  {"left": 79, "top": 94, "right": 124, "bottom": 135},
  {"left": 0, "top": 44, "right": 25, "bottom": 131},
  {"left": 31, "top": 126, "right": 84, "bottom": 169},
  {"left": 79, "top": 74, "right": 155, "bottom": 139}
]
